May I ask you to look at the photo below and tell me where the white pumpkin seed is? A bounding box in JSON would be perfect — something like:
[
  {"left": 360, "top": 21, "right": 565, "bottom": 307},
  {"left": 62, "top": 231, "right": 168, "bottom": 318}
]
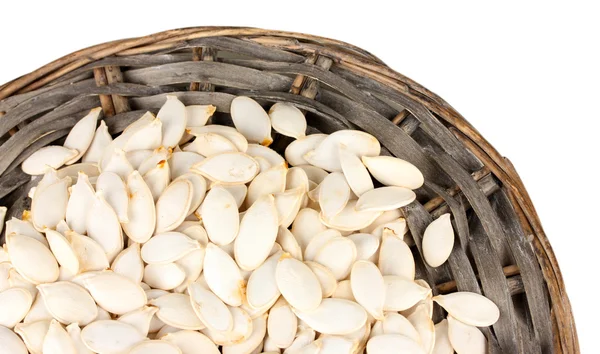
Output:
[
  {"left": 332, "top": 280, "right": 355, "bottom": 301},
  {"left": 286, "top": 167, "right": 310, "bottom": 192},
  {"left": 111, "top": 243, "right": 144, "bottom": 284},
  {"left": 141, "top": 232, "right": 200, "bottom": 264},
  {"left": 143, "top": 159, "right": 171, "bottom": 202},
  {"left": 31, "top": 177, "right": 69, "bottom": 231},
  {"left": 283, "top": 329, "right": 316, "bottom": 354},
  {"left": 338, "top": 144, "right": 374, "bottom": 197},
  {"left": 355, "top": 187, "right": 416, "bottom": 212},
  {"left": 231, "top": 96, "right": 273, "bottom": 146},
  {"left": 142, "top": 262, "right": 185, "bottom": 290},
  {"left": 37, "top": 281, "right": 97, "bottom": 325},
  {"left": 84, "top": 271, "right": 147, "bottom": 315},
  {"left": 318, "top": 172, "right": 351, "bottom": 219},
  {"left": 316, "top": 336, "right": 358, "bottom": 354},
  {"left": 291, "top": 208, "right": 327, "bottom": 250},
  {"left": 383, "top": 276, "right": 430, "bottom": 311},
  {"left": 68, "top": 231, "right": 110, "bottom": 273},
  {"left": 433, "top": 292, "right": 500, "bottom": 327},
  {"left": 23, "top": 292, "right": 52, "bottom": 323},
  {"left": 62, "top": 108, "right": 102, "bottom": 164},
  {"left": 129, "top": 340, "right": 182, "bottom": 354},
  {"left": 304, "top": 229, "right": 341, "bottom": 262},
  {"left": 149, "top": 293, "right": 206, "bottom": 330},
  {"left": 234, "top": 194, "right": 279, "bottom": 270},
  {"left": 81, "top": 320, "right": 145, "bottom": 353},
  {"left": 173, "top": 248, "right": 205, "bottom": 293},
  {"left": 378, "top": 229, "right": 415, "bottom": 280},
  {"left": 304, "top": 131, "right": 380, "bottom": 172},
  {"left": 66, "top": 323, "right": 94, "bottom": 354},
  {"left": 268, "top": 103, "right": 306, "bottom": 139},
  {"left": 263, "top": 335, "right": 281, "bottom": 353},
  {"left": 83, "top": 120, "right": 113, "bottom": 163},
  {"left": 185, "top": 132, "right": 238, "bottom": 157},
  {"left": 188, "top": 282, "right": 233, "bottom": 332},
  {"left": 102, "top": 148, "right": 134, "bottom": 180},
  {"left": 126, "top": 149, "right": 154, "bottom": 170},
  {"left": 202, "top": 306, "right": 253, "bottom": 345},
  {"left": 186, "top": 105, "right": 216, "bottom": 126},
  {"left": 296, "top": 165, "right": 328, "bottom": 184},
  {"left": 447, "top": 315, "right": 486, "bottom": 354},
  {"left": 267, "top": 298, "right": 297, "bottom": 348},
  {"left": 156, "top": 179, "right": 193, "bottom": 233},
  {"left": 0, "top": 263, "right": 11, "bottom": 292},
  {"left": 0, "top": 325, "right": 28, "bottom": 354},
  {"left": 320, "top": 200, "right": 382, "bottom": 232},
  {"left": 122, "top": 171, "right": 156, "bottom": 243},
  {"left": 305, "top": 261, "right": 338, "bottom": 298},
  {"left": 7, "top": 267, "right": 38, "bottom": 298},
  {"left": 123, "top": 116, "right": 163, "bottom": 152},
  {"left": 381, "top": 312, "right": 421, "bottom": 344},
  {"left": 192, "top": 152, "right": 259, "bottom": 185},
  {"left": 57, "top": 162, "right": 100, "bottom": 181},
  {"left": 347, "top": 233, "right": 379, "bottom": 261},
  {"left": 86, "top": 191, "right": 124, "bottom": 262},
  {"left": 246, "top": 144, "right": 286, "bottom": 168},
  {"left": 4, "top": 217, "right": 48, "bottom": 247},
  {"left": 371, "top": 217, "right": 408, "bottom": 239},
  {"left": 6, "top": 233, "right": 59, "bottom": 284},
  {"left": 275, "top": 255, "right": 322, "bottom": 311},
  {"left": 407, "top": 302, "right": 435, "bottom": 353},
  {"left": 22, "top": 146, "right": 79, "bottom": 175},
  {"left": 43, "top": 319, "right": 76, "bottom": 354},
  {"left": 137, "top": 146, "right": 171, "bottom": 175},
  {"left": 96, "top": 171, "right": 129, "bottom": 223},
  {"left": 361, "top": 156, "right": 424, "bottom": 189},
  {"left": 175, "top": 173, "right": 207, "bottom": 216},
  {"left": 188, "top": 125, "right": 248, "bottom": 152},
  {"left": 204, "top": 243, "right": 245, "bottom": 307},
  {"left": 284, "top": 135, "right": 327, "bottom": 167},
  {"left": 314, "top": 236, "right": 357, "bottom": 281},
  {"left": 246, "top": 251, "right": 281, "bottom": 310},
  {"left": 247, "top": 165, "right": 287, "bottom": 207},
  {"left": 350, "top": 261, "right": 385, "bottom": 320},
  {"left": 157, "top": 95, "right": 188, "bottom": 147},
  {"left": 432, "top": 319, "right": 453, "bottom": 354},
  {"left": 366, "top": 334, "right": 424, "bottom": 354},
  {"left": 222, "top": 313, "right": 267, "bottom": 354},
  {"left": 14, "top": 320, "right": 50, "bottom": 354},
  {"left": 293, "top": 298, "right": 367, "bottom": 335},
  {"left": 276, "top": 227, "right": 303, "bottom": 261},
  {"left": 168, "top": 151, "right": 204, "bottom": 180},
  {"left": 0, "top": 287, "right": 33, "bottom": 327},
  {"left": 176, "top": 222, "right": 209, "bottom": 244},
  {"left": 55, "top": 219, "right": 71, "bottom": 235},
  {"left": 118, "top": 306, "right": 158, "bottom": 337},
  {"left": 64, "top": 172, "right": 95, "bottom": 234},
  {"left": 156, "top": 325, "right": 182, "bottom": 338},
  {"left": 423, "top": 213, "right": 454, "bottom": 268},
  {"left": 163, "top": 330, "right": 220, "bottom": 354},
  {"left": 200, "top": 185, "right": 240, "bottom": 245}
]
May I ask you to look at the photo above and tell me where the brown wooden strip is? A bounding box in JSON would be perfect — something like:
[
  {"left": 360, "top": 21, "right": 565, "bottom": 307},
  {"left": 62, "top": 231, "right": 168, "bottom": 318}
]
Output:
[
  {"left": 198, "top": 48, "right": 217, "bottom": 92},
  {"left": 104, "top": 66, "right": 131, "bottom": 114},
  {"left": 93, "top": 68, "right": 115, "bottom": 117}
]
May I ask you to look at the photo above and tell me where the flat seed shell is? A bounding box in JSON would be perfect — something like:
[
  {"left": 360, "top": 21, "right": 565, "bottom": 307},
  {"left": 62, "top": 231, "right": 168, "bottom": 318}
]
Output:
[
  {"left": 222, "top": 313, "right": 267, "bottom": 354},
  {"left": 246, "top": 252, "right": 281, "bottom": 310},
  {"left": 57, "top": 163, "right": 100, "bottom": 181},
  {"left": 366, "top": 334, "right": 425, "bottom": 354},
  {"left": 4, "top": 218, "right": 47, "bottom": 247},
  {"left": 320, "top": 200, "right": 382, "bottom": 232},
  {"left": 14, "top": 320, "right": 50, "bottom": 354},
  {"left": 355, "top": 187, "right": 416, "bottom": 212},
  {"left": 156, "top": 179, "right": 193, "bottom": 232},
  {"left": 314, "top": 237, "right": 356, "bottom": 281},
  {"left": 31, "top": 178, "right": 69, "bottom": 231},
  {"left": 174, "top": 248, "right": 205, "bottom": 293},
  {"left": 84, "top": 272, "right": 147, "bottom": 315},
  {"left": 381, "top": 313, "right": 421, "bottom": 344},
  {"left": 350, "top": 261, "right": 385, "bottom": 320},
  {"left": 157, "top": 95, "right": 188, "bottom": 147},
  {"left": 202, "top": 306, "right": 253, "bottom": 345},
  {"left": 275, "top": 256, "right": 322, "bottom": 311},
  {"left": 176, "top": 173, "right": 207, "bottom": 215},
  {"left": 184, "top": 132, "right": 238, "bottom": 156},
  {"left": 0, "top": 288, "right": 33, "bottom": 327},
  {"left": 304, "top": 131, "right": 380, "bottom": 172},
  {"left": 81, "top": 320, "right": 145, "bottom": 353},
  {"left": 65, "top": 172, "right": 95, "bottom": 235},
  {"left": 432, "top": 292, "right": 500, "bottom": 327},
  {"left": 269, "top": 103, "right": 306, "bottom": 139},
  {"left": 0, "top": 325, "right": 28, "bottom": 354},
  {"left": 297, "top": 165, "right": 328, "bottom": 184},
  {"left": 291, "top": 208, "right": 327, "bottom": 250},
  {"left": 127, "top": 150, "right": 154, "bottom": 170},
  {"left": 123, "top": 171, "right": 156, "bottom": 243},
  {"left": 304, "top": 229, "right": 341, "bottom": 262},
  {"left": 188, "top": 282, "right": 233, "bottom": 332},
  {"left": 117, "top": 306, "right": 158, "bottom": 337},
  {"left": 23, "top": 293, "right": 52, "bottom": 323},
  {"left": 316, "top": 336, "right": 357, "bottom": 354},
  {"left": 432, "top": 319, "right": 453, "bottom": 354},
  {"left": 276, "top": 227, "right": 303, "bottom": 261},
  {"left": 347, "top": 233, "right": 379, "bottom": 261},
  {"left": 188, "top": 125, "right": 248, "bottom": 152},
  {"left": 204, "top": 243, "right": 245, "bottom": 306},
  {"left": 247, "top": 165, "right": 287, "bottom": 207},
  {"left": 384, "top": 276, "right": 431, "bottom": 311},
  {"left": 6, "top": 234, "right": 59, "bottom": 284},
  {"left": 122, "top": 117, "right": 162, "bottom": 152},
  {"left": 293, "top": 298, "right": 367, "bottom": 335},
  {"left": 201, "top": 186, "right": 240, "bottom": 245},
  {"left": 43, "top": 320, "right": 76, "bottom": 354},
  {"left": 192, "top": 152, "right": 259, "bottom": 185},
  {"left": 96, "top": 171, "right": 129, "bottom": 223},
  {"left": 45, "top": 229, "right": 79, "bottom": 275},
  {"left": 245, "top": 144, "right": 285, "bottom": 168},
  {"left": 283, "top": 329, "right": 316, "bottom": 354},
  {"left": 318, "top": 172, "right": 350, "bottom": 219},
  {"left": 150, "top": 293, "right": 206, "bottom": 330},
  {"left": 338, "top": 144, "right": 374, "bottom": 196},
  {"left": 129, "top": 340, "right": 181, "bottom": 354},
  {"left": 37, "top": 282, "right": 97, "bottom": 326},
  {"left": 111, "top": 243, "right": 144, "bottom": 284},
  {"left": 86, "top": 191, "right": 124, "bottom": 262},
  {"left": 144, "top": 160, "right": 171, "bottom": 202},
  {"left": 163, "top": 330, "right": 220, "bottom": 354},
  {"left": 231, "top": 96, "right": 272, "bottom": 145},
  {"left": 22, "top": 146, "right": 79, "bottom": 175},
  {"left": 68, "top": 231, "right": 110, "bottom": 273},
  {"left": 141, "top": 232, "right": 200, "bottom": 264},
  {"left": 186, "top": 105, "right": 216, "bottom": 126},
  {"left": 63, "top": 108, "right": 102, "bottom": 164},
  {"left": 66, "top": 324, "right": 93, "bottom": 354},
  {"left": 284, "top": 135, "right": 327, "bottom": 167},
  {"left": 169, "top": 152, "right": 204, "bottom": 180},
  {"left": 102, "top": 148, "right": 134, "bottom": 180},
  {"left": 144, "top": 263, "right": 186, "bottom": 290},
  {"left": 378, "top": 230, "right": 415, "bottom": 279},
  {"left": 362, "top": 156, "right": 424, "bottom": 189},
  {"left": 83, "top": 120, "right": 113, "bottom": 163},
  {"left": 447, "top": 316, "right": 486, "bottom": 354},
  {"left": 407, "top": 303, "right": 435, "bottom": 353},
  {"left": 234, "top": 194, "right": 279, "bottom": 270},
  {"left": 422, "top": 213, "right": 455, "bottom": 268},
  {"left": 305, "top": 261, "right": 338, "bottom": 298},
  {"left": 267, "top": 298, "right": 297, "bottom": 348}
]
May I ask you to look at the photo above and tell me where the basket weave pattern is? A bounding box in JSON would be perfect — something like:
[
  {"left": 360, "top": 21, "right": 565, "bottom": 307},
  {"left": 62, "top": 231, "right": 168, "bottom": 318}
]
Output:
[{"left": 0, "top": 27, "right": 577, "bottom": 353}]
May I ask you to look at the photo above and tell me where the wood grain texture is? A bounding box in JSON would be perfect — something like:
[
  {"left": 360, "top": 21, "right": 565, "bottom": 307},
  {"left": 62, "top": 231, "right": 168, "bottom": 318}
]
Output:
[{"left": 0, "top": 27, "right": 576, "bottom": 353}]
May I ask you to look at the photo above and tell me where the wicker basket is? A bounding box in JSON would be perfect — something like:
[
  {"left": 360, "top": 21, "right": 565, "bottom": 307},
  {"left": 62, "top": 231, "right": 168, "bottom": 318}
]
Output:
[{"left": 0, "top": 27, "right": 577, "bottom": 353}]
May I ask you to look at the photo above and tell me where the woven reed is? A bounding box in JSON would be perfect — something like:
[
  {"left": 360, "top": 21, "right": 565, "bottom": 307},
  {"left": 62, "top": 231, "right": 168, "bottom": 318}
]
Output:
[{"left": 0, "top": 27, "right": 577, "bottom": 353}]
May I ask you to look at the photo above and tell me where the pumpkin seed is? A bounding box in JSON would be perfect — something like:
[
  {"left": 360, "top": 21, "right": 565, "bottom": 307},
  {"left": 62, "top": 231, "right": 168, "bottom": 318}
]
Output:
[
  {"left": 192, "top": 152, "right": 259, "bottom": 185},
  {"left": 163, "top": 330, "right": 220, "bottom": 354},
  {"left": 173, "top": 248, "right": 205, "bottom": 293},
  {"left": 186, "top": 105, "right": 216, "bottom": 126},
  {"left": 433, "top": 292, "right": 500, "bottom": 327},
  {"left": 185, "top": 132, "right": 238, "bottom": 157},
  {"left": 318, "top": 172, "right": 351, "bottom": 219},
  {"left": 204, "top": 243, "right": 245, "bottom": 307},
  {"left": 305, "top": 131, "right": 380, "bottom": 172},
  {"left": 0, "top": 263, "right": 11, "bottom": 292},
  {"left": 347, "top": 233, "right": 379, "bottom": 262},
  {"left": 263, "top": 335, "right": 281, "bottom": 353},
  {"left": 126, "top": 149, "right": 154, "bottom": 170},
  {"left": 83, "top": 120, "right": 113, "bottom": 164},
  {"left": 141, "top": 232, "right": 200, "bottom": 264},
  {"left": 157, "top": 95, "right": 188, "bottom": 148},
  {"left": 23, "top": 292, "right": 52, "bottom": 323},
  {"left": 156, "top": 324, "right": 182, "bottom": 338},
  {"left": 202, "top": 306, "right": 253, "bottom": 345},
  {"left": 350, "top": 261, "right": 385, "bottom": 320},
  {"left": 247, "top": 165, "right": 287, "bottom": 207},
  {"left": 276, "top": 227, "right": 303, "bottom": 261},
  {"left": 314, "top": 237, "right": 357, "bottom": 281},
  {"left": 361, "top": 156, "right": 424, "bottom": 190},
  {"left": 176, "top": 222, "right": 209, "bottom": 244},
  {"left": 291, "top": 208, "right": 327, "bottom": 250},
  {"left": 149, "top": 293, "right": 206, "bottom": 330},
  {"left": 138, "top": 147, "right": 171, "bottom": 175},
  {"left": 320, "top": 200, "right": 382, "bottom": 232},
  {"left": 188, "top": 125, "right": 248, "bottom": 152},
  {"left": 123, "top": 170, "right": 156, "bottom": 243},
  {"left": 407, "top": 302, "right": 435, "bottom": 354},
  {"left": 0, "top": 325, "right": 28, "bottom": 354},
  {"left": 122, "top": 116, "right": 163, "bottom": 152},
  {"left": 43, "top": 319, "right": 76, "bottom": 354},
  {"left": 235, "top": 194, "right": 279, "bottom": 271},
  {"left": 383, "top": 276, "right": 430, "bottom": 311},
  {"left": 283, "top": 329, "right": 316, "bottom": 354},
  {"left": 22, "top": 146, "right": 79, "bottom": 175},
  {"left": 447, "top": 315, "right": 486, "bottom": 354},
  {"left": 422, "top": 213, "right": 454, "bottom": 268},
  {"left": 96, "top": 171, "right": 129, "bottom": 223},
  {"left": 31, "top": 177, "right": 69, "bottom": 231},
  {"left": 275, "top": 255, "right": 322, "bottom": 311},
  {"left": 68, "top": 231, "right": 110, "bottom": 273},
  {"left": 168, "top": 151, "right": 204, "bottom": 180},
  {"left": 81, "top": 320, "right": 145, "bottom": 353},
  {"left": 222, "top": 313, "right": 267, "bottom": 354},
  {"left": 65, "top": 323, "right": 94, "bottom": 354},
  {"left": 111, "top": 243, "right": 144, "bottom": 284},
  {"left": 366, "top": 334, "right": 425, "bottom": 354},
  {"left": 4, "top": 217, "right": 48, "bottom": 247},
  {"left": 293, "top": 298, "right": 367, "bottom": 335},
  {"left": 231, "top": 96, "right": 273, "bottom": 146},
  {"left": 143, "top": 159, "right": 171, "bottom": 202},
  {"left": 316, "top": 335, "right": 358, "bottom": 354},
  {"left": 14, "top": 320, "right": 50, "bottom": 354},
  {"left": 8, "top": 268, "right": 37, "bottom": 298},
  {"left": 0, "top": 287, "right": 33, "bottom": 328},
  {"left": 102, "top": 148, "right": 134, "bottom": 180},
  {"left": 57, "top": 163, "right": 100, "bottom": 182},
  {"left": 6, "top": 233, "right": 59, "bottom": 284},
  {"left": 129, "top": 340, "right": 181, "bottom": 354},
  {"left": 245, "top": 251, "right": 281, "bottom": 311},
  {"left": 268, "top": 103, "right": 306, "bottom": 139},
  {"left": 200, "top": 185, "right": 240, "bottom": 245},
  {"left": 432, "top": 319, "right": 453, "bottom": 354},
  {"left": 338, "top": 144, "right": 374, "bottom": 197},
  {"left": 381, "top": 313, "right": 421, "bottom": 344},
  {"left": 86, "top": 191, "right": 124, "bottom": 262},
  {"left": 37, "top": 281, "right": 97, "bottom": 325},
  {"left": 267, "top": 298, "right": 297, "bottom": 348},
  {"left": 64, "top": 172, "right": 95, "bottom": 234},
  {"left": 176, "top": 173, "right": 207, "bottom": 216},
  {"left": 188, "top": 281, "right": 233, "bottom": 332},
  {"left": 144, "top": 263, "right": 186, "bottom": 290},
  {"left": 304, "top": 229, "right": 341, "bottom": 262},
  {"left": 371, "top": 217, "right": 408, "bottom": 239},
  {"left": 118, "top": 306, "right": 158, "bottom": 337},
  {"left": 83, "top": 271, "right": 147, "bottom": 315},
  {"left": 355, "top": 187, "right": 416, "bottom": 212},
  {"left": 284, "top": 135, "right": 327, "bottom": 166},
  {"left": 305, "top": 261, "right": 338, "bottom": 298},
  {"left": 378, "top": 229, "right": 415, "bottom": 280},
  {"left": 155, "top": 179, "right": 193, "bottom": 233}
]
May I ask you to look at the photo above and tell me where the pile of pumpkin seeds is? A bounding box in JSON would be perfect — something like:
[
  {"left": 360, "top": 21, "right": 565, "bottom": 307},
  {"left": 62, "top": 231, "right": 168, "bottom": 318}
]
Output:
[{"left": 0, "top": 95, "right": 500, "bottom": 354}]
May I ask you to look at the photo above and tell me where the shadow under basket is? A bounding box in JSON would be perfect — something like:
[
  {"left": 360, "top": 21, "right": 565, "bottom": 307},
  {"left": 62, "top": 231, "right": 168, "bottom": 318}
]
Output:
[{"left": 0, "top": 27, "right": 577, "bottom": 353}]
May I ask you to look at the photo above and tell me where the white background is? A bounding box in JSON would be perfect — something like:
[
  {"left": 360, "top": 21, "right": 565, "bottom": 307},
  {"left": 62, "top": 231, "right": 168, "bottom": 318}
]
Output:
[{"left": 1, "top": 1, "right": 597, "bottom": 351}]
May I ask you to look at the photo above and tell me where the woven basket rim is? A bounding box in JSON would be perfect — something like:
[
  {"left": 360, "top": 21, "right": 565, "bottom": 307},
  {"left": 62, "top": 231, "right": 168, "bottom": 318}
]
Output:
[{"left": 0, "top": 26, "right": 579, "bottom": 353}]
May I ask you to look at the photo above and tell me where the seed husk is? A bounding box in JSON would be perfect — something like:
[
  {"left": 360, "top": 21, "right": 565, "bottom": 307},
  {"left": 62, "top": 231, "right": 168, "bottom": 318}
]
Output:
[
  {"left": 304, "top": 130, "right": 380, "bottom": 172},
  {"left": 432, "top": 319, "right": 453, "bottom": 354},
  {"left": 168, "top": 151, "right": 204, "bottom": 180},
  {"left": 157, "top": 95, "right": 188, "bottom": 148},
  {"left": 355, "top": 186, "right": 416, "bottom": 212},
  {"left": 350, "top": 261, "right": 385, "bottom": 320},
  {"left": 37, "top": 281, "right": 97, "bottom": 326},
  {"left": 43, "top": 319, "right": 77, "bottom": 354},
  {"left": 192, "top": 152, "right": 259, "bottom": 185},
  {"left": 123, "top": 170, "right": 157, "bottom": 243},
  {"left": 284, "top": 134, "right": 327, "bottom": 166},
  {"left": 188, "top": 125, "right": 248, "bottom": 152},
  {"left": 22, "top": 146, "right": 79, "bottom": 176},
  {"left": 203, "top": 243, "right": 245, "bottom": 307},
  {"left": 96, "top": 171, "right": 129, "bottom": 223},
  {"left": 102, "top": 148, "right": 134, "bottom": 180},
  {"left": 315, "top": 335, "right": 358, "bottom": 354},
  {"left": 231, "top": 96, "right": 273, "bottom": 146},
  {"left": 366, "top": 334, "right": 425, "bottom": 354},
  {"left": 14, "top": 320, "right": 50, "bottom": 354},
  {"left": 293, "top": 298, "right": 367, "bottom": 335},
  {"left": 276, "top": 227, "right": 303, "bottom": 261},
  {"left": 144, "top": 159, "right": 171, "bottom": 202},
  {"left": 291, "top": 208, "right": 328, "bottom": 250},
  {"left": 246, "top": 251, "right": 281, "bottom": 311},
  {"left": 338, "top": 144, "right": 374, "bottom": 197},
  {"left": 188, "top": 281, "right": 233, "bottom": 332},
  {"left": 0, "top": 287, "right": 33, "bottom": 328},
  {"left": 45, "top": 229, "right": 79, "bottom": 275},
  {"left": 422, "top": 213, "right": 455, "bottom": 268},
  {"left": 144, "top": 263, "right": 186, "bottom": 290},
  {"left": 304, "top": 229, "right": 341, "bottom": 262},
  {"left": 318, "top": 172, "right": 351, "bottom": 219},
  {"left": 447, "top": 315, "right": 486, "bottom": 354},
  {"left": 276, "top": 255, "right": 322, "bottom": 311},
  {"left": 246, "top": 165, "right": 287, "bottom": 207},
  {"left": 31, "top": 177, "right": 69, "bottom": 232},
  {"left": 432, "top": 292, "right": 500, "bottom": 327},
  {"left": 383, "top": 276, "right": 431, "bottom": 311},
  {"left": 111, "top": 243, "right": 144, "bottom": 284},
  {"left": 381, "top": 312, "right": 421, "bottom": 344},
  {"left": 141, "top": 232, "right": 200, "bottom": 264},
  {"left": 163, "top": 330, "right": 220, "bottom": 354},
  {"left": 222, "top": 313, "right": 267, "bottom": 354},
  {"left": 185, "top": 132, "right": 238, "bottom": 157},
  {"left": 378, "top": 229, "right": 415, "bottom": 280},
  {"left": 305, "top": 261, "right": 338, "bottom": 298},
  {"left": 86, "top": 191, "right": 124, "bottom": 262},
  {"left": 407, "top": 302, "right": 435, "bottom": 353},
  {"left": 6, "top": 233, "right": 59, "bottom": 285},
  {"left": 200, "top": 185, "right": 240, "bottom": 245},
  {"left": 129, "top": 340, "right": 182, "bottom": 354},
  {"left": 320, "top": 200, "right": 382, "bottom": 232},
  {"left": 149, "top": 293, "right": 206, "bottom": 330},
  {"left": 0, "top": 325, "right": 28, "bottom": 354},
  {"left": 267, "top": 298, "right": 297, "bottom": 348},
  {"left": 81, "top": 320, "right": 145, "bottom": 353},
  {"left": 83, "top": 271, "right": 147, "bottom": 315},
  {"left": 174, "top": 248, "right": 205, "bottom": 293},
  {"left": 269, "top": 103, "right": 307, "bottom": 139},
  {"left": 314, "top": 236, "right": 357, "bottom": 281},
  {"left": 83, "top": 119, "right": 113, "bottom": 164},
  {"left": 66, "top": 176, "right": 95, "bottom": 236},
  {"left": 117, "top": 306, "right": 158, "bottom": 337},
  {"left": 202, "top": 306, "right": 253, "bottom": 345},
  {"left": 362, "top": 155, "right": 424, "bottom": 190},
  {"left": 4, "top": 217, "right": 48, "bottom": 247},
  {"left": 347, "top": 233, "right": 379, "bottom": 261}
]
